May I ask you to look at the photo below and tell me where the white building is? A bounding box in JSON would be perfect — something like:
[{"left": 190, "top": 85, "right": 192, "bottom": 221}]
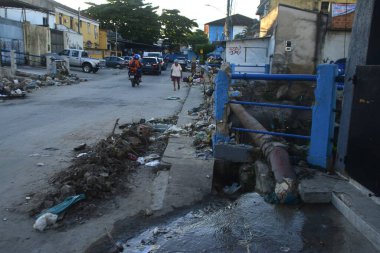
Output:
[{"left": 0, "top": 7, "right": 55, "bottom": 29}]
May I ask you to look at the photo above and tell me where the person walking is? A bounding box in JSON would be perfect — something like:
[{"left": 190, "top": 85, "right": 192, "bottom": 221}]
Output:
[{"left": 171, "top": 59, "right": 182, "bottom": 91}]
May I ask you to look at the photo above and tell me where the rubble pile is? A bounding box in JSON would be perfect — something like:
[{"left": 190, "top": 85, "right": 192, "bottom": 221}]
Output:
[
  {"left": 27, "top": 118, "right": 175, "bottom": 218},
  {"left": 0, "top": 74, "right": 82, "bottom": 99}
]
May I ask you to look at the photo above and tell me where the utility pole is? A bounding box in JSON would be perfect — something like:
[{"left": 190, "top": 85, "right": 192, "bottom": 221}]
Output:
[
  {"left": 225, "top": 0, "right": 231, "bottom": 40},
  {"left": 115, "top": 26, "right": 118, "bottom": 56},
  {"left": 77, "top": 8, "right": 81, "bottom": 34}
]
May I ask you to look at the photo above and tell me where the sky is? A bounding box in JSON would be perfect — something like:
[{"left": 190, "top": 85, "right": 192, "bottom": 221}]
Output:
[{"left": 56, "top": 0, "right": 261, "bottom": 28}]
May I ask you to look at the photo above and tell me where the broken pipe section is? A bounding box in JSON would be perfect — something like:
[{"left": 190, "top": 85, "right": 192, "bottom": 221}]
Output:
[{"left": 229, "top": 103, "right": 298, "bottom": 203}]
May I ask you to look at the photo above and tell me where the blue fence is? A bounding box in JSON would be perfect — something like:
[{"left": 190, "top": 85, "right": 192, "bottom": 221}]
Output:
[{"left": 214, "top": 64, "right": 338, "bottom": 169}]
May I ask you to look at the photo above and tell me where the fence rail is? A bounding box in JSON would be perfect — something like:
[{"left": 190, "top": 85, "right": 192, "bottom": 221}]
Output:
[{"left": 214, "top": 64, "right": 338, "bottom": 169}]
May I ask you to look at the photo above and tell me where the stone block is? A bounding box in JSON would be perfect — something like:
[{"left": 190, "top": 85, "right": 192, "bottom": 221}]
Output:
[{"left": 214, "top": 143, "right": 253, "bottom": 162}]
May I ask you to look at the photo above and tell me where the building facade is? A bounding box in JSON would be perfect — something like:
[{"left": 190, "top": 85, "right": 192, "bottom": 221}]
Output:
[
  {"left": 204, "top": 14, "right": 258, "bottom": 43},
  {"left": 54, "top": 3, "right": 100, "bottom": 50}
]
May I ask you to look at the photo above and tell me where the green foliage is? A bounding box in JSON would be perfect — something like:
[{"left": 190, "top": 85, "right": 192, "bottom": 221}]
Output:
[
  {"left": 186, "top": 29, "right": 209, "bottom": 50},
  {"left": 84, "top": 0, "right": 161, "bottom": 44},
  {"left": 160, "top": 9, "right": 198, "bottom": 46},
  {"left": 194, "top": 43, "right": 215, "bottom": 56},
  {"left": 233, "top": 20, "right": 260, "bottom": 40}
]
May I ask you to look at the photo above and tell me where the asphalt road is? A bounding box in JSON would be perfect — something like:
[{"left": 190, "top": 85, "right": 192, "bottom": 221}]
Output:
[{"left": 0, "top": 66, "right": 188, "bottom": 252}]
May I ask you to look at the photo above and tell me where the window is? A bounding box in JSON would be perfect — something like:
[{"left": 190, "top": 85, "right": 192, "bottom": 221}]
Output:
[
  {"left": 81, "top": 51, "right": 89, "bottom": 57},
  {"left": 94, "top": 26, "right": 98, "bottom": 39},
  {"left": 42, "top": 17, "right": 48, "bottom": 26},
  {"left": 70, "top": 17, "right": 74, "bottom": 29},
  {"left": 59, "top": 49, "right": 70, "bottom": 56},
  {"left": 59, "top": 13, "right": 63, "bottom": 24},
  {"left": 71, "top": 50, "right": 79, "bottom": 57},
  {"left": 321, "top": 1, "right": 330, "bottom": 13},
  {"left": 87, "top": 22, "right": 91, "bottom": 34}
]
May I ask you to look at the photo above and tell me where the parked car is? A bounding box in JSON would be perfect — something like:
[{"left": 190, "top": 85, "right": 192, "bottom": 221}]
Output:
[
  {"left": 141, "top": 57, "right": 161, "bottom": 75},
  {"left": 104, "top": 56, "right": 128, "bottom": 69},
  {"left": 158, "top": 57, "right": 167, "bottom": 70},
  {"left": 123, "top": 56, "right": 133, "bottom": 62},
  {"left": 176, "top": 57, "right": 188, "bottom": 71},
  {"left": 58, "top": 49, "right": 105, "bottom": 73}
]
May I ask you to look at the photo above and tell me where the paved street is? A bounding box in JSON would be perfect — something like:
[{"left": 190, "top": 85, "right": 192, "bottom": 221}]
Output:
[{"left": 0, "top": 67, "right": 189, "bottom": 252}]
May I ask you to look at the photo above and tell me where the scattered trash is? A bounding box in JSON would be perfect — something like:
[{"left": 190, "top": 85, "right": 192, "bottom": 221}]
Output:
[
  {"left": 229, "top": 90, "right": 242, "bottom": 97},
  {"left": 29, "top": 153, "right": 41, "bottom": 157},
  {"left": 128, "top": 153, "right": 138, "bottom": 161},
  {"left": 165, "top": 96, "right": 181, "bottom": 100},
  {"left": 144, "top": 154, "right": 160, "bottom": 163},
  {"left": 280, "top": 246, "right": 291, "bottom": 252},
  {"left": 152, "top": 123, "right": 172, "bottom": 133},
  {"left": 165, "top": 125, "right": 186, "bottom": 134},
  {"left": 223, "top": 183, "right": 242, "bottom": 195},
  {"left": 137, "top": 157, "right": 145, "bottom": 165},
  {"left": 73, "top": 143, "right": 86, "bottom": 151},
  {"left": 3, "top": 218, "right": 7, "bottom": 221},
  {"left": 44, "top": 147, "right": 59, "bottom": 151},
  {"left": 26, "top": 196, "right": 31, "bottom": 200},
  {"left": 145, "top": 160, "right": 160, "bottom": 167},
  {"left": 76, "top": 153, "right": 87, "bottom": 158},
  {"left": 33, "top": 213, "right": 58, "bottom": 232},
  {"left": 36, "top": 163, "right": 45, "bottom": 167},
  {"left": 37, "top": 194, "right": 86, "bottom": 217}
]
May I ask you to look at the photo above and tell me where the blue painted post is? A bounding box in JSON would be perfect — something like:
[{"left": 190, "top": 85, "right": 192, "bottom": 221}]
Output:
[
  {"left": 230, "top": 63, "right": 236, "bottom": 74},
  {"left": 265, "top": 64, "right": 270, "bottom": 74},
  {"left": 308, "top": 64, "right": 338, "bottom": 168},
  {"left": 213, "top": 70, "right": 230, "bottom": 146}
]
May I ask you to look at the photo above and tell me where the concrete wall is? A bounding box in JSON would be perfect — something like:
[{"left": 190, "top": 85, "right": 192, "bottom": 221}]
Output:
[
  {"left": 0, "top": 17, "right": 24, "bottom": 64},
  {"left": 226, "top": 38, "right": 270, "bottom": 68},
  {"left": 260, "top": 6, "right": 278, "bottom": 37},
  {"left": 63, "top": 31, "right": 83, "bottom": 50},
  {"left": 267, "top": 0, "right": 356, "bottom": 15},
  {"left": 321, "top": 31, "right": 351, "bottom": 63},
  {"left": 272, "top": 5, "right": 318, "bottom": 74},
  {"left": 0, "top": 8, "right": 55, "bottom": 29},
  {"left": 23, "top": 22, "right": 50, "bottom": 65}
]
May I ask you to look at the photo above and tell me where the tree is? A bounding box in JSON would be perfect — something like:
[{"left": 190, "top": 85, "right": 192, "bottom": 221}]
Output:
[
  {"left": 186, "top": 29, "right": 209, "bottom": 50},
  {"left": 160, "top": 9, "right": 198, "bottom": 47},
  {"left": 84, "top": 0, "right": 161, "bottom": 44},
  {"left": 234, "top": 20, "right": 260, "bottom": 40}
]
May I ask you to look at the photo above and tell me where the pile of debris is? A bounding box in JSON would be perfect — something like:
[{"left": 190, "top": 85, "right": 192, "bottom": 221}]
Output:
[
  {"left": 27, "top": 118, "right": 177, "bottom": 226},
  {"left": 0, "top": 74, "right": 82, "bottom": 99}
]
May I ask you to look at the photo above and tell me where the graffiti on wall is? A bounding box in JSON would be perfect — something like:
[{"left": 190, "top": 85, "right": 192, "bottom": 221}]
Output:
[{"left": 229, "top": 46, "right": 241, "bottom": 55}]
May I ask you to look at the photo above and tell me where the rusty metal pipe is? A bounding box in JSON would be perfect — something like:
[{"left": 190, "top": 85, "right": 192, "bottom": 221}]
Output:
[{"left": 229, "top": 103, "right": 296, "bottom": 182}]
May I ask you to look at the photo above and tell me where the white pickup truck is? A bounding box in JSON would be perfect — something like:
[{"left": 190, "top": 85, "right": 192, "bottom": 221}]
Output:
[{"left": 58, "top": 49, "right": 105, "bottom": 73}]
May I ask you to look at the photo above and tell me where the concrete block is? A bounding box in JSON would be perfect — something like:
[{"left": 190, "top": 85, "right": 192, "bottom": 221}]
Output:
[
  {"left": 254, "top": 160, "right": 274, "bottom": 194},
  {"left": 298, "top": 174, "right": 334, "bottom": 203},
  {"left": 214, "top": 143, "right": 253, "bottom": 162}
]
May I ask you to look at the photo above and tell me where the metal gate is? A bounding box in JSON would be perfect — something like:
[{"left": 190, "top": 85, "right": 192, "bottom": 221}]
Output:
[
  {"left": 345, "top": 66, "right": 380, "bottom": 195},
  {"left": 51, "top": 29, "right": 64, "bottom": 53}
]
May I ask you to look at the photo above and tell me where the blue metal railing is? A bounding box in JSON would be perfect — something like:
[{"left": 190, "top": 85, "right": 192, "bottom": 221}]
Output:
[
  {"left": 214, "top": 64, "right": 338, "bottom": 169},
  {"left": 229, "top": 100, "right": 312, "bottom": 111},
  {"left": 231, "top": 127, "right": 311, "bottom": 140}
]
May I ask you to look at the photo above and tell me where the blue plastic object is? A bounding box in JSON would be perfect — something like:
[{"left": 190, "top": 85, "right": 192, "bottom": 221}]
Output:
[{"left": 37, "top": 194, "right": 86, "bottom": 218}]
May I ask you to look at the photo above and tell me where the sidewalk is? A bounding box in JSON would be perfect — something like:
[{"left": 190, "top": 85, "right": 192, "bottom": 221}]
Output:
[
  {"left": 151, "top": 84, "right": 214, "bottom": 213},
  {"left": 299, "top": 172, "right": 380, "bottom": 250}
]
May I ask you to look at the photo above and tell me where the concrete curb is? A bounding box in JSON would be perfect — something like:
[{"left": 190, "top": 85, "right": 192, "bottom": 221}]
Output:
[
  {"left": 150, "top": 85, "right": 214, "bottom": 213},
  {"left": 299, "top": 173, "right": 380, "bottom": 250}
]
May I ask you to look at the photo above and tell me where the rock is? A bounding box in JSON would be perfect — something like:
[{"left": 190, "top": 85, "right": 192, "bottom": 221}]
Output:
[
  {"left": 254, "top": 160, "right": 275, "bottom": 194},
  {"left": 73, "top": 143, "right": 87, "bottom": 151},
  {"left": 60, "top": 184, "right": 75, "bottom": 199}
]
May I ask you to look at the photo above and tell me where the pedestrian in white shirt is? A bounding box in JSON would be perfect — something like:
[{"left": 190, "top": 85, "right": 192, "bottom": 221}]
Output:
[{"left": 171, "top": 59, "right": 182, "bottom": 91}]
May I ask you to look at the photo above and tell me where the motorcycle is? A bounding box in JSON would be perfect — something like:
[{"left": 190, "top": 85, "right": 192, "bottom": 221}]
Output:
[{"left": 128, "top": 68, "right": 142, "bottom": 87}]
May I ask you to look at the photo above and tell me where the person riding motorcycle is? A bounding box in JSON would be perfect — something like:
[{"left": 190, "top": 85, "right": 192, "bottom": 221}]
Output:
[{"left": 129, "top": 54, "right": 142, "bottom": 82}]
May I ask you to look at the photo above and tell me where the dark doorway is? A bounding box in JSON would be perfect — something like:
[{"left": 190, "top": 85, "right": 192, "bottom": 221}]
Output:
[{"left": 345, "top": 66, "right": 380, "bottom": 195}]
